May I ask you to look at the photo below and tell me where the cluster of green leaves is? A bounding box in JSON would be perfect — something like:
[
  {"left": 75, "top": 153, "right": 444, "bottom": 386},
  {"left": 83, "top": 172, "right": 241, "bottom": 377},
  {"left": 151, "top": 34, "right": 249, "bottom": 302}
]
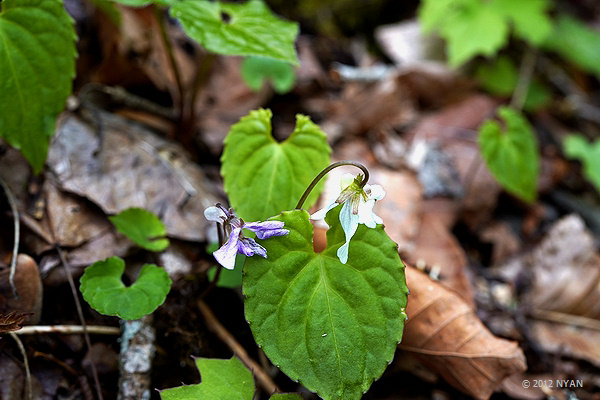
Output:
[
  {"left": 0, "top": 0, "right": 298, "bottom": 175},
  {"left": 111, "top": 0, "right": 298, "bottom": 64},
  {"left": 419, "top": 0, "right": 552, "bottom": 67},
  {"left": 80, "top": 208, "right": 171, "bottom": 320},
  {"left": 160, "top": 357, "right": 301, "bottom": 400},
  {"left": 420, "top": 0, "right": 600, "bottom": 201}
]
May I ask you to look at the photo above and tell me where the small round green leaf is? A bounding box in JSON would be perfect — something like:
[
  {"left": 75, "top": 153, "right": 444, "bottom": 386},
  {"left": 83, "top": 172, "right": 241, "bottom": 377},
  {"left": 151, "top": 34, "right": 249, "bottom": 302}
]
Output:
[
  {"left": 160, "top": 357, "right": 254, "bottom": 400},
  {"left": 478, "top": 106, "right": 539, "bottom": 203},
  {"left": 0, "top": 0, "right": 76, "bottom": 173},
  {"left": 243, "top": 208, "right": 408, "bottom": 400},
  {"left": 170, "top": 0, "right": 299, "bottom": 65},
  {"left": 109, "top": 207, "right": 170, "bottom": 252},
  {"left": 242, "top": 56, "right": 296, "bottom": 94},
  {"left": 80, "top": 257, "right": 172, "bottom": 320},
  {"left": 221, "top": 109, "right": 331, "bottom": 222}
]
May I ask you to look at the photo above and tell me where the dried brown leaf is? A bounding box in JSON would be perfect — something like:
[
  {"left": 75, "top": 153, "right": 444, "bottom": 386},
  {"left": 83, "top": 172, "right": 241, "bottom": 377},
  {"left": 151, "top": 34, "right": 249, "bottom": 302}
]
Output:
[
  {"left": 501, "top": 214, "right": 600, "bottom": 366},
  {"left": 400, "top": 267, "right": 526, "bottom": 399},
  {"left": 0, "top": 311, "right": 33, "bottom": 333},
  {"left": 525, "top": 214, "right": 600, "bottom": 317},
  {"left": 47, "top": 110, "right": 219, "bottom": 242},
  {"left": 404, "top": 209, "right": 474, "bottom": 305}
]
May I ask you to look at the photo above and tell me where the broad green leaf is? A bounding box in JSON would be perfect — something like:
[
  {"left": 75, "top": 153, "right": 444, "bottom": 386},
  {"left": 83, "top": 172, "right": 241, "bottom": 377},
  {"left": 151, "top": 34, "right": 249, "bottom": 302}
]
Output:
[
  {"left": 490, "top": 0, "right": 552, "bottom": 45},
  {"left": 419, "top": 0, "right": 468, "bottom": 33},
  {"left": 0, "top": 0, "right": 76, "bottom": 172},
  {"left": 564, "top": 135, "right": 600, "bottom": 193},
  {"left": 242, "top": 56, "right": 296, "bottom": 94},
  {"left": 109, "top": 207, "right": 170, "bottom": 252},
  {"left": 80, "top": 257, "right": 172, "bottom": 320},
  {"left": 543, "top": 15, "right": 600, "bottom": 77},
  {"left": 478, "top": 106, "right": 539, "bottom": 202},
  {"left": 440, "top": 1, "right": 508, "bottom": 66},
  {"left": 244, "top": 208, "right": 408, "bottom": 400},
  {"left": 170, "top": 0, "right": 299, "bottom": 65},
  {"left": 221, "top": 109, "right": 331, "bottom": 222},
  {"left": 419, "top": 0, "right": 551, "bottom": 66},
  {"left": 160, "top": 357, "right": 254, "bottom": 400}
]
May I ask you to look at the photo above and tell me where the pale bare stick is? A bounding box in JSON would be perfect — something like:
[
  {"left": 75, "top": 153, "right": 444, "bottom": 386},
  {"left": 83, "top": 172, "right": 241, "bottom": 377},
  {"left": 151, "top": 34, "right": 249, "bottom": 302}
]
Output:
[{"left": 15, "top": 325, "right": 121, "bottom": 335}]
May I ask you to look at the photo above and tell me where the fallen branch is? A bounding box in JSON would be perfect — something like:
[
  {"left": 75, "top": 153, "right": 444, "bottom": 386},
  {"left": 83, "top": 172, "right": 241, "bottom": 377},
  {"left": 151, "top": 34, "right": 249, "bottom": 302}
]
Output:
[
  {"left": 15, "top": 325, "right": 120, "bottom": 335},
  {"left": 197, "top": 299, "right": 279, "bottom": 395}
]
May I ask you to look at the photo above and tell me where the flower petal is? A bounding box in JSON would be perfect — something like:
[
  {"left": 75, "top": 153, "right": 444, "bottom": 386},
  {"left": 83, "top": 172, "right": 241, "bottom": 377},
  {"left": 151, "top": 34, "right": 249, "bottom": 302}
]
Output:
[
  {"left": 337, "top": 242, "right": 350, "bottom": 264},
  {"left": 238, "top": 237, "right": 267, "bottom": 258},
  {"left": 244, "top": 220, "right": 289, "bottom": 239},
  {"left": 204, "top": 205, "right": 228, "bottom": 223},
  {"left": 213, "top": 227, "right": 241, "bottom": 270},
  {"left": 358, "top": 199, "right": 382, "bottom": 228},
  {"left": 337, "top": 201, "right": 359, "bottom": 264},
  {"left": 310, "top": 201, "right": 338, "bottom": 221},
  {"left": 366, "top": 184, "right": 386, "bottom": 201}
]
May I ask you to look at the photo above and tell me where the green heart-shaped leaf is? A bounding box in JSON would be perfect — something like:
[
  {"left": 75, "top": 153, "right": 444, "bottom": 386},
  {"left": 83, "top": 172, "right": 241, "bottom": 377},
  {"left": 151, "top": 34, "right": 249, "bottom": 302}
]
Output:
[
  {"left": 243, "top": 208, "right": 408, "bottom": 400},
  {"left": 221, "top": 109, "right": 331, "bottom": 222},
  {"left": 80, "top": 257, "right": 171, "bottom": 320},
  {"left": 479, "top": 106, "right": 539, "bottom": 203},
  {"left": 109, "top": 207, "right": 170, "bottom": 252},
  {"left": 0, "top": 0, "right": 76, "bottom": 172},
  {"left": 170, "top": 0, "right": 298, "bottom": 64}
]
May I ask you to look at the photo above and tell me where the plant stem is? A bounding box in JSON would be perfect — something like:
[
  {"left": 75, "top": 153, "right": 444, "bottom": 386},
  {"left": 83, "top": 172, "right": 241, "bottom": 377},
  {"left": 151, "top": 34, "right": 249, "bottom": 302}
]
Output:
[
  {"left": 510, "top": 47, "right": 537, "bottom": 111},
  {"left": 55, "top": 245, "right": 104, "bottom": 400},
  {"left": 0, "top": 175, "right": 20, "bottom": 299},
  {"left": 295, "top": 161, "right": 369, "bottom": 210},
  {"left": 9, "top": 332, "right": 32, "bottom": 400},
  {"left": 154, "top": 5, "right": 184, "bottom": 121},
  {"left": 197, "top": 300, "right": 280, "bottom": 394}
]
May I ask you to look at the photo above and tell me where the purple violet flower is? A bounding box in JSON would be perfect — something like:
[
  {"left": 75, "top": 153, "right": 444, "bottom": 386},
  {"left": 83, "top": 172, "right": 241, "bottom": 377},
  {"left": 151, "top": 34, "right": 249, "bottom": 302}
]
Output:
[{"left": 204, "top": 204, "right": 289, "bottom": 270}]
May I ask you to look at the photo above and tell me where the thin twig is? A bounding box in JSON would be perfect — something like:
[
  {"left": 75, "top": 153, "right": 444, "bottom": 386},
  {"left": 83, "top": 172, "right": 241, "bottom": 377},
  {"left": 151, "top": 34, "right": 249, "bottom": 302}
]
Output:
[
  {"left": 15, "top": 325, "right": 121, "bottom": 335},
  {"left": 0, "top": 175, "right": 20, "bottom": 299},
  {"left": 9, "top": 332, "right": 33, "bottom": 400},
  {"left": 188, "top": 52, "right": 216, "bottom": 121},
  {"left": 55, "top": 245, "right": 104, "bottom": 400},
  {"left": 529, "top": 309, "right": 600, "bottom": 331},
  {"left": 510, "top": 47, "right": 537, "bottom": 111},
  {"left": 154, "top": 5, "right": 184, "bottom": 118},
  {"left": 295, "top": 161, "right": 370, "bottom": 210},
  {"left": 197, "top": 300, "right": 280, "bottom": 395}
]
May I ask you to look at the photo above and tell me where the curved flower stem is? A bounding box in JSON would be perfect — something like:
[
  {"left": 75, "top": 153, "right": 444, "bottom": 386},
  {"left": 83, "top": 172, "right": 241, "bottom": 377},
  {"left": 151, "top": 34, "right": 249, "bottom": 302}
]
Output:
[{"left": 295, "top": 160, "right": 369, "bottom": 210}]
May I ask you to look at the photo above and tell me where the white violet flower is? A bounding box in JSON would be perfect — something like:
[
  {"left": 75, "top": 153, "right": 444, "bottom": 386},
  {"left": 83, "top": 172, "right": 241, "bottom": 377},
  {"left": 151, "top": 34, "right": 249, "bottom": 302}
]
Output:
[
  {"left": 204, "top": 204, "right": 289, "bottom": 270},
  {"left": 311, "top": 173, "right": 385, "bottom": 264}
]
